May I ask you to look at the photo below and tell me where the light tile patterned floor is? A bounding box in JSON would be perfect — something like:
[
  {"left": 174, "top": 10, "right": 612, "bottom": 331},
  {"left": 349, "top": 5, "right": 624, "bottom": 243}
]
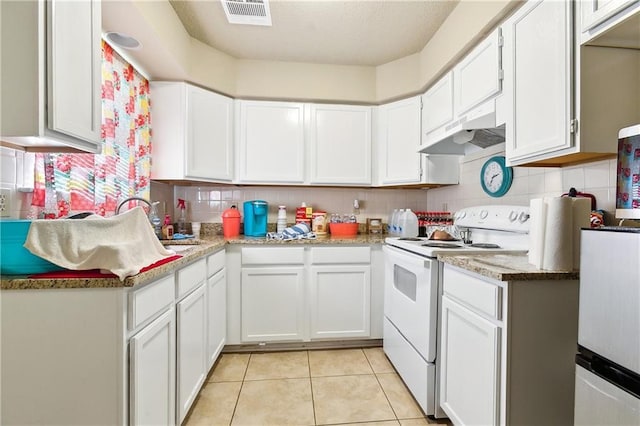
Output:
[{"left": 184, "top": 347, "right": 450, "bottom": 426}]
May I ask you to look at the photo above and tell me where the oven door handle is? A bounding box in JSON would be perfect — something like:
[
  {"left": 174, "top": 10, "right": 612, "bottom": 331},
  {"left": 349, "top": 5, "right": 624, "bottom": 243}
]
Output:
[{"left": 383, "top": 245, "right": 431, "bottom": 269}]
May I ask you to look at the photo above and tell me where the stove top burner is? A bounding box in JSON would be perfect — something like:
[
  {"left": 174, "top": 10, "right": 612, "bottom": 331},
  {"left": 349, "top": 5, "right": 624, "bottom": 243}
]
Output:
[
  {"left": 469, "top": 243, "right": 501, "bottom": 249},
  {"left": 421, "top": 242, "right": 464, "bottom": 248},
  {"left": 398, "top": 237, "right": 424, "bottom": 241}
]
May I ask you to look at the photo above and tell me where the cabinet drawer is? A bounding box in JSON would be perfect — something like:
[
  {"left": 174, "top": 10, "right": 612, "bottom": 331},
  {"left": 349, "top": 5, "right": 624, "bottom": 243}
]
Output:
[
  {"left": 443, "top": 266, "right": 502, "bottom": 320},
  {"left": 129, "top": 274, "right": 175, "bottom": 330},
  {"left": 207, "top": 249, "right": 225, "bottom": 277},
  {"left": 241, "top": 247, "right": 304, "bottom": 265},
  {"left": 177, "top": 258, "right": 207, "bottom": 300},
  {"left": 310, "top": 246, "right": 371, "bottom": 264}
]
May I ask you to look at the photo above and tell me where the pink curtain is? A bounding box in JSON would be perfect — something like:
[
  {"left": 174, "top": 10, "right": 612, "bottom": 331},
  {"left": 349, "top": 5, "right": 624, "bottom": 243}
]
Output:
[{"left": 31, "top": 41, "right": 151, "bottom": 218}]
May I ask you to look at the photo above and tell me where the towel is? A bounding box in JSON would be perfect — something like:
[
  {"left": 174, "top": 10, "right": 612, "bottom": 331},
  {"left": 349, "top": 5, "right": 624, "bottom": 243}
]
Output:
[
  {"left": 266, "top": 223, "right": 317, "bottom": 241},
  {"left": 528, "top": 197, "right": 591, "bottom": 271},
  {"left": 24, "top": 207, "right": 175, "bottom": 280}
]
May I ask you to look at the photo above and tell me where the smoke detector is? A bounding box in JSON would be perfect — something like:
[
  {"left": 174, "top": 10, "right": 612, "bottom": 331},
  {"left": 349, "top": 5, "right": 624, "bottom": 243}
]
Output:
[{"left": 220, "top": 0, "right": 272, "bottom": 26}]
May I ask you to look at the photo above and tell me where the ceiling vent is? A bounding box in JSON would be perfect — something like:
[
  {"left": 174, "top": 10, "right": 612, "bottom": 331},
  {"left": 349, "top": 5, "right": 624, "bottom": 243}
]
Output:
[{"left": 221, "top": 0, "right": 272, "bottom": 26}]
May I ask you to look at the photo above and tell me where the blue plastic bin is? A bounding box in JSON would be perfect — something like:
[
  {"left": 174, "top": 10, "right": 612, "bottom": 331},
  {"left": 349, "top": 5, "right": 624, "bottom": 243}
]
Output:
[{"left": 0, "top": 219, "right": 64, "bottom": 275}]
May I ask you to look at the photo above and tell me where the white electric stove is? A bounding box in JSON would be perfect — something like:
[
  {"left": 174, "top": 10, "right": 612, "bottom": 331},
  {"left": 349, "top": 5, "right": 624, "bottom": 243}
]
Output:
[
  {"left": 382, "top": 205, "right": 530, "bottom": 419},
  {"left": 385, "top": 204, "right": 531, "bottom": 258}
]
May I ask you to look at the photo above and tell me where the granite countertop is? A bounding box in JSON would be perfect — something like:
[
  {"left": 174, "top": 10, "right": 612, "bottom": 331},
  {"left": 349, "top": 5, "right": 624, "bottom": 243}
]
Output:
[
  {"left": 437, "top": 253, "right": 580, "bottom": 282},
  {"left": 1, "top": 233, "right": 385, "bottom": 290}
]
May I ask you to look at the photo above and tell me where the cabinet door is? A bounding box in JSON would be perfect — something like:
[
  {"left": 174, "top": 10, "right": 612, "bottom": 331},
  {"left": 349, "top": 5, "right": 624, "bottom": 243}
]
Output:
[
  {"left": 241, "top": 267, "right": 305, "bottom": 342},
  {"left": 186, "top": 85, "right": 234, "bottom": 181},
  {"left": 454, "top": 28, "right": 502, "bottom": 116},
  {"left": 310, "top": 265, "right": 371, "bottom": 339},
  {"left": 503, "top": 0, "right": 574, "bottom": 164},
  {"left": 177, "top": 285, "right": 207, "bottom": 424},
  {"left": 308, "top": 104, "right": 372, "bottom": 185},
  {"left": 440, "top": 296, "right": 501, "bottom": 426},
  {"left": 378, "top": 97, "right": 423, "bottom": 185},
  {"left": 422, "top": 72, "right": 454, "bottom": 135},
  {"left": 237, "top": 101, "right": 305, "bottom": 184},
  {"left": 581, "top": 0, "right": 636, "bottom": 31},
  {"left": 207, "top": 268, "right": 227, "bottom": 369},
  {"left": 47, "top": 0, "right": 101, "bottom": 147},
  {"left": 130, "top": 307, "right": 176, "bottom": 426}
]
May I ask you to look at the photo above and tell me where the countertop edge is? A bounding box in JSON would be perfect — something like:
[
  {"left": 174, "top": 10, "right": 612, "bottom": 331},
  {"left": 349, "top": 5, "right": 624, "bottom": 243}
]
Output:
[{"left": 1, "top": 235, "right": 385, "bottom": 290}]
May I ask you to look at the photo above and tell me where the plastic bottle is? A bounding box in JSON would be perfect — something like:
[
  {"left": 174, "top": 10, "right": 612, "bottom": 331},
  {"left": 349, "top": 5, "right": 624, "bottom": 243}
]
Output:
[
  {"left": 401, "top": 209, "right": 419, "bottom": 238},
  {"left": 162, "top": 215, "right": 174, "bottom": 240},
  {"left": 277, "top": 205, "right": 287, "bottom": 233},
  {"left": 149, "top": 201, "right": 162, "bottom": 239},
  {"left": 177, "top": 199, "right": 187, "bottom": 234},
  {"left": 392, "top": 209, "right": 404, "bottom": 235},
  {"left": 387, "top": 209, "right": 397, "bottom": 234}
]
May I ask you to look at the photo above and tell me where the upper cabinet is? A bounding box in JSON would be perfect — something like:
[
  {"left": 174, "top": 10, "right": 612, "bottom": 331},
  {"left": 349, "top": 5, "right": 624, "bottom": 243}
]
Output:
[
  {"left": 376, "top": 96, "right": 459, "bottom": 186},
  {"left": 502, "top": 0, "right": 574, "bottom": 164},
  {"left": 308, "top": 104, "right": 372, "bottom": 185},
  {"left": 580, "top": 0, "right": 638, "bottom": 34},
  {"left": 151, "top": 82, "right": 234, "bottom": 183},
  {"left": 503, "top": 0, "right": 639, "bottom": 166},
  {"left": 0, "top": 0, "right": 102, "bottom": 153},
  {"left": 236, "top": 100, "right": 306, "bottom": 184},
  {"left": 420, "top": 28, "right": 504, "bottom": 155}
]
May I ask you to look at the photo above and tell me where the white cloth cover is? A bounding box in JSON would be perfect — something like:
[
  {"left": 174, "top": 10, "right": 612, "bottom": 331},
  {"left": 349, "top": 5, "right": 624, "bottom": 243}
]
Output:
[{"left": 24, "top": 207, "right": 174, "bottom": 280}]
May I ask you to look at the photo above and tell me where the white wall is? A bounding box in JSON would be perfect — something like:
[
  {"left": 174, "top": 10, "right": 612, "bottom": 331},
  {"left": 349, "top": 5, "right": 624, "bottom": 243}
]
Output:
[{"left": 426, "top": 149, "right": 617, "bottom": 217}]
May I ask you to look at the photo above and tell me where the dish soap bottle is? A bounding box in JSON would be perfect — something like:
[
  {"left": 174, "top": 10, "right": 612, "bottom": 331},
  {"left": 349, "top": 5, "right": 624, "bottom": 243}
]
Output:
[
  {"left": 177, "top": 199, "right": 187, "bottom": 234},
  {"left": 149, "top": 201, "right": 162, "bottom": 239},
  {"left": 162, "top": 215, "right": 174, "bottom": 240},
  {"left": 277, "top": 205, "right": 287, "bottom": 233}
]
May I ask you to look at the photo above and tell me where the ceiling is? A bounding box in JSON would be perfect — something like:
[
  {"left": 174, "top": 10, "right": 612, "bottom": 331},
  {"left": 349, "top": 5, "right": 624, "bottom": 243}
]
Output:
[{"left": 168, "top": 0, "right": 460, "bottom": 66}]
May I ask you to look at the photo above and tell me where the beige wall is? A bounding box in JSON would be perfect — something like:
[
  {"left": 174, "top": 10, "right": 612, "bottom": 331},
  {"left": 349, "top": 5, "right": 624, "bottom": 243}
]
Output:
[{"left": 103, "top": 0, "right": 522, "bottom": 104}]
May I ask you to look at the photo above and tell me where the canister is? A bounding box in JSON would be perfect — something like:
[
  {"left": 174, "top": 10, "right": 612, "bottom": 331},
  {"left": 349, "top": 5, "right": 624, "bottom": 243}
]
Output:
[{"left": 221, "top": 205, "right": 241, "bottom": 238}]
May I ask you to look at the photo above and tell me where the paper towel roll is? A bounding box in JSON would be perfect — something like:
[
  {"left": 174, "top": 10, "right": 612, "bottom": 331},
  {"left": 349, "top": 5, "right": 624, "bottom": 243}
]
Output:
[
  {"left": 572, "top": 198, "right": 591, "bottom": 270},
  {"left": 528, "top": 198, "right": 547, "bottom": 269},
  {"left": 542, "top": 197, "right": 574, "bottom": 271}
]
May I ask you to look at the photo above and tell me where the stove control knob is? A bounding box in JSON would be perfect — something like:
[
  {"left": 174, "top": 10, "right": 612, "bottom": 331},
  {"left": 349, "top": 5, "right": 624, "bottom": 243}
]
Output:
[
  {"left": 509, "top": 211, "right": 518, "bottom": 222},
  {"left": 518, "top": 211, "right": 530, "bottom": 223},
  {"left": 480, "top": 210, "right": 488, "bottom": 219}
]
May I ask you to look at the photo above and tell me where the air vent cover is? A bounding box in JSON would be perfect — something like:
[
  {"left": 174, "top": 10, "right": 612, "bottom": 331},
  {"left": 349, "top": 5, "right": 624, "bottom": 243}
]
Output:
[{"left": 221, "top": 0, "right": 272, "bottom": 26}]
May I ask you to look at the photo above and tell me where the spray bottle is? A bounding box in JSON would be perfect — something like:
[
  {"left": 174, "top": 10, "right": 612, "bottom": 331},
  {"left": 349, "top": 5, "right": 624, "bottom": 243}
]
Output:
[{"left": 177, "top": 199, "right": 187, "bottom": 234}]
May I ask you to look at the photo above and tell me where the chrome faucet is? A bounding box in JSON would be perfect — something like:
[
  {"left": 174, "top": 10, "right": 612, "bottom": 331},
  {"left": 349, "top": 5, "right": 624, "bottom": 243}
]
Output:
[{"left": 116, "top": 197, "right": 152, "bottom": 215}]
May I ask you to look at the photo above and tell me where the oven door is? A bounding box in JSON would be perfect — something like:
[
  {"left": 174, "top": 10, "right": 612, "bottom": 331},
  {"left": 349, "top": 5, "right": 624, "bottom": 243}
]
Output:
[{"left": 383, "top": 245, "right": 439, "bottom": 362}]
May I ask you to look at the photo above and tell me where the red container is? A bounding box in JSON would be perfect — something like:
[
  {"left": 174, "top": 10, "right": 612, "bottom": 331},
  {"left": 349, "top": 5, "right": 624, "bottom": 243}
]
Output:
[{"left": 222, "top": 206, "right": 241, "bottom": 239}]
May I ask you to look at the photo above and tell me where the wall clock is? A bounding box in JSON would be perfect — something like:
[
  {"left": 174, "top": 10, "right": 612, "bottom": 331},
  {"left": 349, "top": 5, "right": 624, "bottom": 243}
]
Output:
[{"left": 480, "top": 155, "right": 513, "bottom": 197}]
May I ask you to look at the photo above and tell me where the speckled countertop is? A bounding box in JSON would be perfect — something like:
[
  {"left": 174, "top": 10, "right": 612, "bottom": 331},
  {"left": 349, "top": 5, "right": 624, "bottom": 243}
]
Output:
[
  {"left": 1, "top": 234, "right": 385, "bottom": 290},
  {"left": 437, "top": 253, "right": 580, "bottom": 282}
]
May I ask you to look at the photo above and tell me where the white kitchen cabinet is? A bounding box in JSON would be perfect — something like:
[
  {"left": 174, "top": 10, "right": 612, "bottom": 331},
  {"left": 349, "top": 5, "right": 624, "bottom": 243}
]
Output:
[
  {"left": 176, "top": 284, "right": 207, "bottom": 424},
  {"left": 236, "top": 100, "right": 306, "bottom": 184},
  {"left": 206, "top": 268, "right": 226, "bottom": 369},
  {"left": 422, "top": 72, "right": 454, "bottom": 135},
  {"left": 580, "top": 0, "right": 637, "bottom": 32},
  {"left": 0, "top": 0, "right": 101, "bottom": 152},
  {"left": 308, "top": 104, "right": 372, "bottom": 185},
  {"left": 454, "top": 28, "right": 503, "bottom": 116},
  {"left": 502, "top": 0, "right": 574, "bottom": 164},
  {"left": 130, "top": 307, "right": 176, "bottom": 426},
  {"left": 241, "top": 266, "right": 305, "bottom": 342},
  {"left": 439, "top": 264, "right": 580, "bottom": 426},
  {"left": 309, "top": 265, "right": 371, "bottom": 339},
  {"left": 377, "top": 96, "right": 423, "bottom": 185},
  {"left": 440, "top": 296, "right": 501, "bottom": 426},
  {"left": 150, "top": 82, "right": 234, "bottom": 182}
]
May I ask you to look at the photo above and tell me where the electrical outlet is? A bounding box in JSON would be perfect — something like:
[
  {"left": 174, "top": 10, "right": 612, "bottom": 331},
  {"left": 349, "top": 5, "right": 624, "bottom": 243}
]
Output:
[{"left": 0, "top": 189, "right": 12, "bottom": 217}]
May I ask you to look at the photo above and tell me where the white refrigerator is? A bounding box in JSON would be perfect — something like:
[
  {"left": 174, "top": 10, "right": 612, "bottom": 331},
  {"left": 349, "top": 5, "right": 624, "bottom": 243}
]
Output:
[{"left": 575, "top": 228, "right": 640, "bottom": 425}]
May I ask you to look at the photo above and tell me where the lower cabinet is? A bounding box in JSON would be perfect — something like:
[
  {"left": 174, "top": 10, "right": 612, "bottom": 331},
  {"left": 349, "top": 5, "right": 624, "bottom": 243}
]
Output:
[
  {"left": 309, "top": 265, "right": 371, "bottom": 339},
  {"left": 241, "top": 266, "right": 305, "bottom": 342},
  {"left": 207, "top": 268, "right": 227, "bottom": 368},
  {"left": 439, "top": 296, "right": 501, "bottom": 426},
  {"left": 129, "top": 307, "right": 177, "bottom": 426},
  {"left": 176, "top": 284, "right": 207, "bottom": 424}
]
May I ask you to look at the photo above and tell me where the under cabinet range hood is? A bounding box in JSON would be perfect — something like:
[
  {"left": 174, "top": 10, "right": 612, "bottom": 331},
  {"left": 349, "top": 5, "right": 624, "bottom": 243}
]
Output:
[{"left": 419, "top": 99, "right": 506, "bottom": 156}]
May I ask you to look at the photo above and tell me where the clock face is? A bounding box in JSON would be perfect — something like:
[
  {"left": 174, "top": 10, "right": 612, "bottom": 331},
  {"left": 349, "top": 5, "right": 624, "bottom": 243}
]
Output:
[{"left": 480, "top": 156, "right": 513, "bottom": 197}]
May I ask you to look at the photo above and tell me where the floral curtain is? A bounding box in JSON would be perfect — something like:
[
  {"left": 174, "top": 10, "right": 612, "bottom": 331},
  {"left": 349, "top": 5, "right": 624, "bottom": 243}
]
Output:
[{"left": 31, "top": 41, "right": 151, "bottom": 218}]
